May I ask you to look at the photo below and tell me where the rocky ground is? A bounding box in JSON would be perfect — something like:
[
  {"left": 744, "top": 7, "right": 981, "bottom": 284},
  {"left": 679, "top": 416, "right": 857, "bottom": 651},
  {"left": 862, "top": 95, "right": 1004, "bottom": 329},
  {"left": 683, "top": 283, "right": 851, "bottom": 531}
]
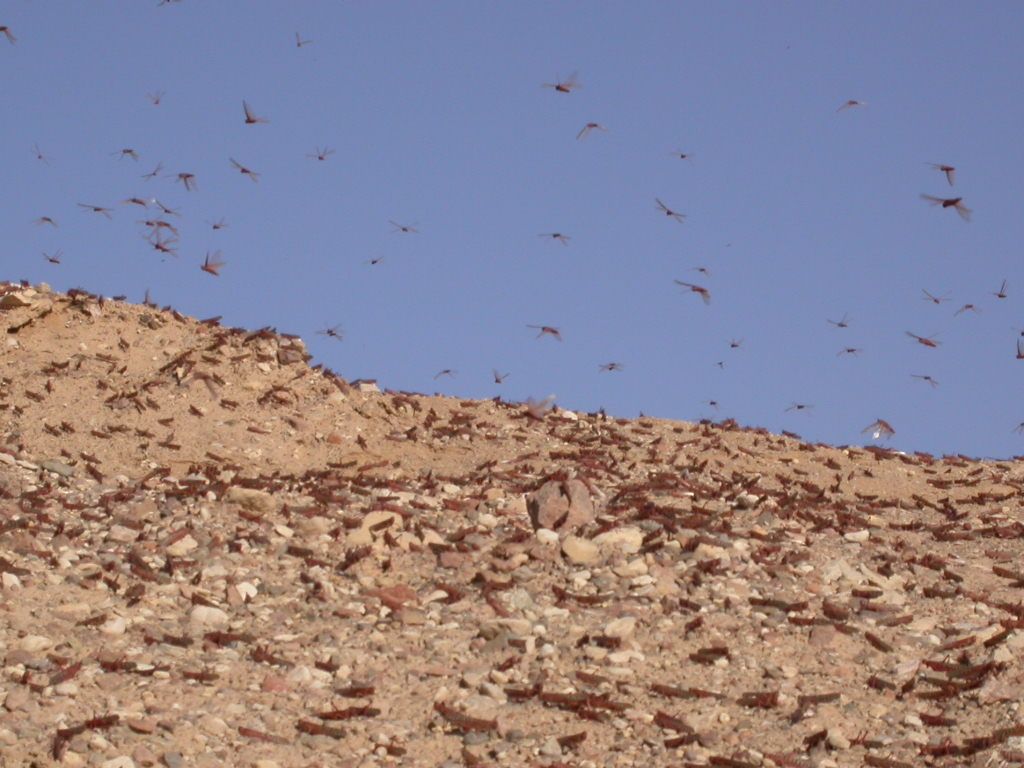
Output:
[{"left": 1, "top": 281, "right": 1023, "bottom": 768}]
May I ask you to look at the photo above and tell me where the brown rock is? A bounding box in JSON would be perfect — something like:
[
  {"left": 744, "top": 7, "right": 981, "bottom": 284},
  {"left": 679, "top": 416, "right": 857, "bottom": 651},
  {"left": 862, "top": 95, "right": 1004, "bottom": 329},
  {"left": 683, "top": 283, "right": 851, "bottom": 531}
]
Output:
[
  {"left": 368, "top": 583, "right": 418, "bottom": 611},
  {"left": 261, "top": 674, "right": 291, "bottom": 693},
  {"left": 3, "top": 687, "right": 31, "bottom": 712},
  {"left": 131, "top": 745, "right": 158, "bottom": 767},
  {"left": 439, "top": 551, "right": 470, "bottom": 568},
  {"left": 126, "top": 718, "right": 157, "bottom": 735},
  {"left": 527, "top": 479, "right": 594, "bottom": 535}
]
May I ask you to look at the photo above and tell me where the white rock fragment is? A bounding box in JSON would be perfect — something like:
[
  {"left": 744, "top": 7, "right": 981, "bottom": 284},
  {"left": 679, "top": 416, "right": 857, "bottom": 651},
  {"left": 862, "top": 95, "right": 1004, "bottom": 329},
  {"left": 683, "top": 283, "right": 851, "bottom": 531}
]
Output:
[
  {"left": 199, "top": 715, "right": 228, "bottom": 735},
  {"left": 19, "top": 635, "right": 53, "bottom": 653},
  {"left": 236, "top": 581, "right": 258, "bottom": 601},
  {"left": 604, "top": 617, "right": 637, "bottom": 639},
  {"left": 612, "top": 558, "right": 648, "bottom": 578},
  {"left": 107, "top": 525, "right": 138, "bottom": 544},
  {"left": 535, "top": 528, "right": 560, "bottom": 546},
  {"left": 189, "top": 605, "right": 229, "bottom": 631},
  {"left": 1, "top": 572, "right": 21, "bottom": 590},
  {"left": 100, "top": 616, "right": 127, "bottom": 636},
  {"left": 593, "top": 527, "right": 643, "bottom": 554},
  {"left": 827, "top": 729, "right": 851, "bottom": 750},
  {"left": 165, "top": 534, "right": 198, "bottom": 557},
  {"left": 562, "top": 536, "right": 600, "bottom": 565}
]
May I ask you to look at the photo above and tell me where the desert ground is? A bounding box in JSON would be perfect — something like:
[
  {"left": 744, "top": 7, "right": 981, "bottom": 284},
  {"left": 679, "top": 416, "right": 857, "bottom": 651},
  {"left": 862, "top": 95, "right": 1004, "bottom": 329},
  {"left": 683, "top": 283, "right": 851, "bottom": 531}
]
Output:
[{"left": 1, "top": 281, "right": 1022, "bottom": 767}]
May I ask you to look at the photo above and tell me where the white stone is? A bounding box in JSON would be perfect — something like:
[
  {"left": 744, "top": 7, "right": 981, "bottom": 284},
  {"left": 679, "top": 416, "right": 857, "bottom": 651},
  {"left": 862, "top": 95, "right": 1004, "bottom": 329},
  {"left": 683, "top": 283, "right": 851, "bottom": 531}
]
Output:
[
  {"left": 1, "top": 573, "right": 21, "bottom": 590},
  {"left": 827, "top": 729, "right": 851, "bottom": 750},
  {"left": 189, "top": 605, "right": 229, "bottom": 631},
  {"left": 535, "top": 529, "right": 560, "bottom": 546},
  {"left": 108, "top": 525, "right": 138, "bottom": 544},
  {"left": 236, "top": 581, "right": 258, "bottom": 601},
  {"left": 19, "top": 635, "right": 53, "bottom": 653},
  {"left": 612, "top": 558, "right": 648, "bottom": 578},
  {"left": 100, "top": 616, "right": 127, "bottom": 636},
  {"left": 604, "top": 617, "right": 637, "bottom": 639},
  {"left": 166, "top": 535, "right": 198, "bottom": 557},
  {"left": 562, "top": 536, "right": 600, "bottom": 565},
  {"left": 199, "top": 715, "right": 228, "bottom": 735},
  {"left": 593, "top": 527, "right": 643, "bottom": 554}
]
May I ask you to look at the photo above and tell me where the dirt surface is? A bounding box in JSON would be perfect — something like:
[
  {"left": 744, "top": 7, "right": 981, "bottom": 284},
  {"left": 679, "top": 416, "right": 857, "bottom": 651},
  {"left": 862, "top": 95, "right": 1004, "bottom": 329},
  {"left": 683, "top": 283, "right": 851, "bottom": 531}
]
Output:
[{"left": 1, "top": 281, "right": 1023, "bottom": 768}]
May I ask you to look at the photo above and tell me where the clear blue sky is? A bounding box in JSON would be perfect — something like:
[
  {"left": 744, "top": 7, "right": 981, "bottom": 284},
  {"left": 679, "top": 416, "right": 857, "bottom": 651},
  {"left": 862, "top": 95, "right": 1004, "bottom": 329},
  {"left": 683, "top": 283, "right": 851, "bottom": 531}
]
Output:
[{"left": 4, "top": 2, "right": 1024, "bottom": 458}]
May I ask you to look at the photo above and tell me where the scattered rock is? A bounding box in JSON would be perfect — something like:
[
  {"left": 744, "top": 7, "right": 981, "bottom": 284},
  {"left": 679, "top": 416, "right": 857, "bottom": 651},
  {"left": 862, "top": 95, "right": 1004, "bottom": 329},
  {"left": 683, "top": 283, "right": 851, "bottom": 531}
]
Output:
[
  {"left": 40, "top": 459, "right": 75, "bottom": 478},
  {"left": 3, "top": 687, "right": 32, "bottom": 712},
  {"left": 527, "top": 479, "right": 594, "bottom": 535},
  {"left": 535, "top": 528, "right": 560, "bottom": 546},
  {"left": 363, "top": 582, "right": 416, "bottom": 611},
  {"left": 827, "top": 728, "right": 851, "bottom": 750},
  {"left": 188, "top": 605, "right": 229, "bottom": 631},
  {"left": 593, "top": 527, "right": 644, "bottom": 554},
  {"left": 165, "top": 534, "right": 198, "bottom": 556},
  {"left": 562, "top": 535, "right": 600, "bottom": 565},
  {"left": 604, "top": 616, "right": 637, "bottom": 639},
  {"left": 18, "top": 634, "right": 53, "bottom": 653},
  {"left": 0, "top": 284, "right": 1016, "bottom": 768},
  {"left": 100, "top": 615, "right": 128, "bottom": 635}
]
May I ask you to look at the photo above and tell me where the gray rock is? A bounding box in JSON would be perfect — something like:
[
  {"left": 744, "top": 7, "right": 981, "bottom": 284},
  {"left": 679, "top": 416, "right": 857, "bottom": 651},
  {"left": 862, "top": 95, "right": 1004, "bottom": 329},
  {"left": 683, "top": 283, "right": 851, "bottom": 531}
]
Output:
[
  {"left": 40, "top": 459, "right": 75, "bottom": 478},
  {"left": 277, "top": 347, "right": 305, "bottom": 365},
  {"left": 539, "top": 737, "right": 563, "bottom": 757}
]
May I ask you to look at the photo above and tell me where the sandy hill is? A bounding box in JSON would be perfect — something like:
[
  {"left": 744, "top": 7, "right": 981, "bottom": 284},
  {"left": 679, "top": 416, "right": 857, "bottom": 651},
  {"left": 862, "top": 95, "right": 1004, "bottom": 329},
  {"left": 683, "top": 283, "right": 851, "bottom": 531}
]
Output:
[{"left": 1, "top": 281, "right": 1023, "bottom": 768}]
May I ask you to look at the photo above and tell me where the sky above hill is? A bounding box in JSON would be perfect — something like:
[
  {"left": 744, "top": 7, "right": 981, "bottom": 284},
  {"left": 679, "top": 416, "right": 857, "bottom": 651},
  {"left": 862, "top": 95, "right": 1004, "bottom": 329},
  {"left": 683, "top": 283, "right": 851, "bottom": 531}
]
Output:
[{"left": 4, "top": 2, "right": 1024, "bottom": 458}]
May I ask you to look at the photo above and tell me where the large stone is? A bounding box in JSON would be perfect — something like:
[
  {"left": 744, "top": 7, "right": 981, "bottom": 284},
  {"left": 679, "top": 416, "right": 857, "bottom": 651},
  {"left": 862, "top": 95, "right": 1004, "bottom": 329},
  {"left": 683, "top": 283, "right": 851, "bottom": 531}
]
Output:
[
  {"left": 277, "top": 347, "right": 305, "bottom": 366},
  {"left": 188, "top": 605, "right": 229, "bottom": 631},
  {"left": 18, "top": 635, "right": 53, "bottom": 653},
  {"left": 527, "top": 479, "right": 594, "bottom": 535},
  {"left": 562, "top": 535, "right": 600, "bottom": 565}
]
